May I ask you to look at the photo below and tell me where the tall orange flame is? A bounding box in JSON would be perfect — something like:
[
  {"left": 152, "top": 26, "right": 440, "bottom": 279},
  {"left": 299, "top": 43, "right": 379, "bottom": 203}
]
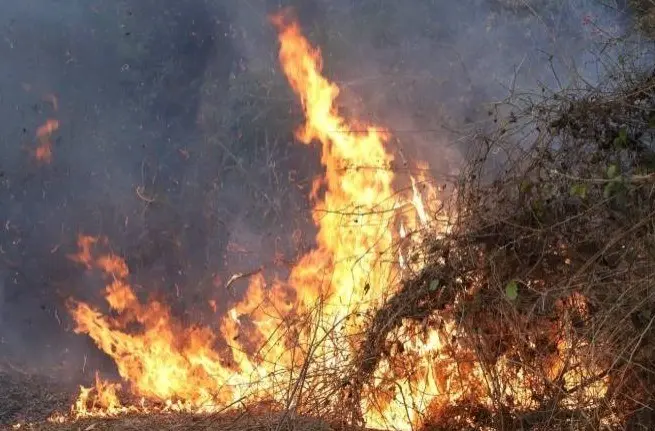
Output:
[
  {"left": 59, "top": 12, "right": 605, "bottom": 431},
  {"left": 271, "top": 11, "right": 401, "bottom": 324},
  {"left": 63, "top": 13, "right": 436, "bottom": 428}
]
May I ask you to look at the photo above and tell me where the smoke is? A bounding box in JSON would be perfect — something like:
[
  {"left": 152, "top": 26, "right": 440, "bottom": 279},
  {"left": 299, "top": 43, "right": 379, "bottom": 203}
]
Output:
[
  {"left": 0, "top": 0, "right": 633, "bottom": 383},
  {"left": 0, "top": 0, "right": 234, "bottom": 376},
  {"left": 216, "top": 0, "right": 638, "bottom": 209}
]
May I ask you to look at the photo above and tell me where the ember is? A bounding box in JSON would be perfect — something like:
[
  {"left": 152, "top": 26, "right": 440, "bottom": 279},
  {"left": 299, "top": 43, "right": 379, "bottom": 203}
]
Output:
[{"left": 34, "top": 119, "right": 58, "bottom": 164}]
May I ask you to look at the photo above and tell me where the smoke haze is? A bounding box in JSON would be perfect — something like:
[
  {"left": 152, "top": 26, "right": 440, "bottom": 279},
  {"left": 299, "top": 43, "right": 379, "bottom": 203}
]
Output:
[{"left": 0, "top": 0, "right": 632, "bottom": 382}]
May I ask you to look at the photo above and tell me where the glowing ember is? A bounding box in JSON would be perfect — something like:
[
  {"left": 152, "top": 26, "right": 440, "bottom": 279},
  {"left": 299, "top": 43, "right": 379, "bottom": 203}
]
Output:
[{"left": 34, "top": 118, "right": 58, "bottom": 164}]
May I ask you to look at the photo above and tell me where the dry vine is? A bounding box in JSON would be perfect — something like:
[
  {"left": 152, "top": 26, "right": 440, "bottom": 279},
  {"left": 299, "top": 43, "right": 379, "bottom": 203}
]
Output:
[{"left": 341, "top": 61, "right": 655, "bottom": 430}]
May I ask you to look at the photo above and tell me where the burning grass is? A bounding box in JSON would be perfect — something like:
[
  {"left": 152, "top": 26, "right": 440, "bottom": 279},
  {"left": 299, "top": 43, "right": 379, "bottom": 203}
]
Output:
[{"left": 35, "top": 11, "right": 443, "bottom": 430}]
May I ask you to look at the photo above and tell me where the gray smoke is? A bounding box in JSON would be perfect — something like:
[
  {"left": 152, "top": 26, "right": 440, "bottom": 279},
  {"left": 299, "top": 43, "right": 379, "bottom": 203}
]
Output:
[{"left": 0, "top": 0, "right": 636, "bottom": 384}]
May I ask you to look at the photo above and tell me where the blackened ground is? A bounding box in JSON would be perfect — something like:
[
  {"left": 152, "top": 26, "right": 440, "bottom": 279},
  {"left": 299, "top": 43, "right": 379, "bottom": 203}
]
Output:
[{"left": 0, "top": 369, "right": 72, "bottom": 426}]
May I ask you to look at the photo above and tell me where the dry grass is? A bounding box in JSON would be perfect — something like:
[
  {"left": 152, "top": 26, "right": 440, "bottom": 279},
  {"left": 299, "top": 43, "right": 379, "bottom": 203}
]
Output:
[{"left": 9, "top": 53, "right": 655, "bottom": 431}]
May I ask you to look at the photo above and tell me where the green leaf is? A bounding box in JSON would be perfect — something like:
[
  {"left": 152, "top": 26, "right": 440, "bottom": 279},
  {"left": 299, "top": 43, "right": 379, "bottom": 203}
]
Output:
[
  {"left": 613, "top": 128, "right": 628, "bottom": 149},
  {"left": 604, "top": 180, "right": 626, "bottom": 200},
  {"left": 519, "top": 180, "right": 532, "bottom": 193},
  {"left": 505, "top": 280, "right": 518, "bottom": 301},
  {"left": 429, "top": 280, "right": 440, "bottom": 292},
  {"left": 569, "top": 183, "right": 588, "bottom": 199},
  {"left": 607, "top": 164, "right": 619, "bottom": 179},
  {"left": 620, "top": 128, "right": 628, "bottom": 140},
  {"left": 603, "top": 182, "right": 614, "bottom": 199}
]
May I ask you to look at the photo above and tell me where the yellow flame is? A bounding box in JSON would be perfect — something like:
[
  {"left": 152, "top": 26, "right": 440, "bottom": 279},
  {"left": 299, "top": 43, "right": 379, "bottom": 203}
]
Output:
[{"left": 60, "top": 12, "right": 607, "bottom": 431}]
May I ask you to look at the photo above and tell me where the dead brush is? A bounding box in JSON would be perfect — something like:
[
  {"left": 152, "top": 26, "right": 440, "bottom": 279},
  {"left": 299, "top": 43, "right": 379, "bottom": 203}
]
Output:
[{"left": 341, "top": 65, "right": 655, "bottom": 430}]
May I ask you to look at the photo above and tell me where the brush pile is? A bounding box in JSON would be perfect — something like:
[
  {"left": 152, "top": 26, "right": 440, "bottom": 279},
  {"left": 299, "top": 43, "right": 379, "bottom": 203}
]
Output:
[{"left": 345, "top": 66, "right": 655, "bottom": 430}]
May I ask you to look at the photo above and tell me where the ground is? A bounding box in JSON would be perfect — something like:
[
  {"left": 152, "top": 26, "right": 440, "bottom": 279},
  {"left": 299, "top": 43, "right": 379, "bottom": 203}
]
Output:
[
  {"left": 0, "top": 367, "right": 339, "bottom": 430},
  {"left": 1, "top": 368, "right": 339, "bottom": 430},
  {"left": 0, "top": 370, "right": 70, "bottom": 428}
]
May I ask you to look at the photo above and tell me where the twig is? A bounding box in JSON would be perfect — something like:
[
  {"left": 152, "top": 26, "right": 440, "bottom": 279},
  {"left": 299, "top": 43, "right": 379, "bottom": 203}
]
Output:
[
  {"left": 135, "top": 186, "right": 156, "bottom": 203},
  {"left": 225, "top": 267, "right": 264, "bottom": 291},
  {"left": 550, "top": 169, "right": 655, "bottom": 183}
]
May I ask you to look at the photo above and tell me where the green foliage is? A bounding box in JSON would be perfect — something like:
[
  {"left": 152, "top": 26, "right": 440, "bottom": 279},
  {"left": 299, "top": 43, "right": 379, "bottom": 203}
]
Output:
[
  {"left": 519, "top": 180, "right": 532, "bottom": 193},
  {"left": 603, "top": 163, "right": 626, "bottom": 200},
  {"left": 505, "top": 280, "right": 518, "bottom": 301},
  {"left": 613, "top": 128, "right": 628, "bottom": 149},
  {"left": 604, "top": 179, "right": 626, "bottom": 200},
  {"left": 569, "top": 183, "right": 588, "bottom": 199}
]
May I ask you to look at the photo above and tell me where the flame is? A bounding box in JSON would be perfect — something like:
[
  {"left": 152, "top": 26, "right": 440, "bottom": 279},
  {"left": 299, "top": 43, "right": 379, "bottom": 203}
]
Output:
[
  {"left": 59, "top": 11, "right": 608, "bottom": 431},
  {"left": 63, "top": 13, "right": 430, "bottom": 426},
  {"left": 271, "top": 12, "right": 401, "bottom": 324}
]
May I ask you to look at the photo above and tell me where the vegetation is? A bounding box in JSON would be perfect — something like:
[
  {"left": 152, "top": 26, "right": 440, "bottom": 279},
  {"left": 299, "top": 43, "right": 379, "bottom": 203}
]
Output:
[
  {"left": 4, "top": 2, "right": 655, "bottom": 431},
  {"left": 344, "top": 17, "right": 655, "bottom": 430},
  {"left": 631, "top": 0, "right": 655, "bottom": 37}
]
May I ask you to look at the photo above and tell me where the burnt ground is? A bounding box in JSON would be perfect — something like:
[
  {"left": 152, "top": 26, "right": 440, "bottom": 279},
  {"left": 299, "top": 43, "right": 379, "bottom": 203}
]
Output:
[
  {"left": 0, "top": 368, "right": 337, "bottom": 431},
  {"left": 39, "top": 415, "right": 333, "bottom": 431},
  {"left": 0, "top": 369, "right": 72, "bottom": 427},
  {"left": 0, "top": 368, "right": 358, "bottom": 430}
]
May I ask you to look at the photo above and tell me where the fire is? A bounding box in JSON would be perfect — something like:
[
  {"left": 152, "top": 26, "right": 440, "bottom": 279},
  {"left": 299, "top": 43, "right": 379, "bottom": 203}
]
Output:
[
  {"left": 62, "top": 12, "right": 433, "bottom": 426},
  {"left": 271, "top": 12, "right": 399, "bottom": 323},
  {"left": 34, "top": 118, "right": 58, "bottom": 164},
  {"left": 57, "top": 10, "right": 607, "bottom": 431}
]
